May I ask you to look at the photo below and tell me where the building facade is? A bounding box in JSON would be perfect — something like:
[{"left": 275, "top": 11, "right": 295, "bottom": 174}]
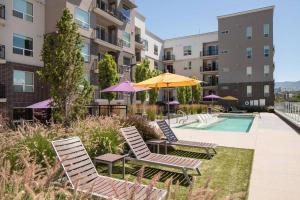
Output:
[{"left": 0, "top": 1, "right": 275, "bottom": 120}]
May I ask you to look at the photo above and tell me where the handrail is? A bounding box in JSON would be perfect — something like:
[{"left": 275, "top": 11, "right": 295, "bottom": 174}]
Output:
[
  {"left": 176, "top": 110, "right": 188, "bottom": 124},
  {"left": 275, "top": 102, "right": 300, "bottom": 122}
]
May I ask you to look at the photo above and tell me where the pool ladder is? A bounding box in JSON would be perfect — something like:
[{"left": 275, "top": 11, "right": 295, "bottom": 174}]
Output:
[{"left": 176, "top": 110, "right": 189, "bottom": 124}]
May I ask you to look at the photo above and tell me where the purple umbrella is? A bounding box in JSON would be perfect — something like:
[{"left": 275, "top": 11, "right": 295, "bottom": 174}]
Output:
[
  {"left": 26, "top": 99, "right": 53, "bottom": 109},
  {"left": 101, "top": 81, "right": 150, "bottom": 93},
  {"left": 166, "top": 100, "right": 180, "bottom": 105},
  {"left": 203, "top": 94, "right": 221, "bottom": 100}
]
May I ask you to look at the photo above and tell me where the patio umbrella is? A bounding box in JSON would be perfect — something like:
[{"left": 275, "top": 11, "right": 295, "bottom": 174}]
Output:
[
  {"left": 203, "top": 94, "right": 221, "bottom": 111},
  {"left": 222, "top": 96, "right": 238, "bottom": 101},
  {"left": 101, "top": 81, "right": 150, "bottom": 105},
  {"left": 26, "top": 99, "right": 53, "bottom": 109},
  {"left": 135, "top": 73, "right": 201, "bottom": 124}
]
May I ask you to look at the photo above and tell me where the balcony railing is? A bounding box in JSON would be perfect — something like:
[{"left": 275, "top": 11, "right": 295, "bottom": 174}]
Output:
[
  {"left": 135, "top": 34, "right": 143, "bottom": 44},
  {"left": 202, "top": 82, "right": 218, "bottom": 87},
  {"left": 0, "top": 4, "right": 5, "bottom": 20},
  {"left": 96, "top": 0, "right": 124, "bottom": 22},
  {"left": 0, "top": 45, "right": 5, "bottom": 60},
  {"left": 94, "top": 28, "right": 123, "bottom": 48},
  {"left": 200, "top": 50, "right": 218, "bottom": 57},
  {"left": 0, "top": 84, "right": 5, "bottom": 98},
  {"left": 201, "top": 65, "right": 218, "bottom": 72},
  {"left": 163, "top": 54, "right": 175, "bottom": 61}
]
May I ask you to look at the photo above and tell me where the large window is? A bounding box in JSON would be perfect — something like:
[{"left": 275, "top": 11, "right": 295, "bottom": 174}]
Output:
[
  {"left": 13, "top": 0, "right": 33, "bottom": 22},
  {"left": 13, "top": 70, "right": 34, "bottom": 92},
  {"left": 13, "top": 33, "right": 33, "bottom": 57},
  {"left": 264, "top": 85, "right": 270, "bottom": 97},
  {"left": 246, "top": 26, "right": 252, "bottom": 39},
  {"left": 264, "top": 45, "right": 270, "bottom": 57},
  {"left": 264, "top": 65, "right": 270, "bottom": 76},
  {"left": 263, "top": 24, "right": 270, "bottom": 37},
  {"left": 154, "top": 45, "right": 158, "bottom": 55},
  {"left": 246, "top": 66, "right": 252, "bottom": 76},
  {"left": 122, "top": 32, "right": 131, "bottom": 48},
  {"left": 183, "top": 45, "right": 192, "bottom": 56},
  {"left": 81, "top": 43, "right": 90, "bottom": 62},
  {"left": 246, "top": 47, "right": 252, "bottom": 59},
  {"left": 144, "top": 40, "right": 148, "bottom": 51},
  {"left": 75, "top": 7, "right": 89, "bottom": 30},
  {"left": 247, "top": 85, "right": 252, "bottom": 97}
]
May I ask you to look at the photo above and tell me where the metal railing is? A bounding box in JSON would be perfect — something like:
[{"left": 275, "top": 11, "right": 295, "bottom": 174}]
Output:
[
  {"left": 202, "top": 82, "right": 218, "bottom": 87},
  {"left": 96, "top": 0, "right": 124, "bottom": 22},
  {"left": 163, "top": 54, "right": 175, "bottom": 61},
  {"left": 0, "top": 4, "right": 5, "bottom": 19},
  {"left": 94, "top": 28, "right": 123, "bottom": 48},
  {"left": 0, "top": 45, "right": 4, "bottom": 59},
  {"left": 135, "top": 34, "right": 143, "bottom": 44},
  {"left": 201, "top": 65, "right": 218, "bottom": 72},
  {"left": 0, "top": 84, "right": 5, "bottom": 98},
  {"left": 275, "top": 102, "right": 300, "bottom": 122},
  {"left": 200, "top": 50, "right": 218, "bottom": 57}
]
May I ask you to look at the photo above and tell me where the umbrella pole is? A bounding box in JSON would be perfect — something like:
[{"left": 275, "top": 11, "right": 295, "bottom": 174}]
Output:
[{"left": 167, "top": 85, "right": 170, "bottom": 125}]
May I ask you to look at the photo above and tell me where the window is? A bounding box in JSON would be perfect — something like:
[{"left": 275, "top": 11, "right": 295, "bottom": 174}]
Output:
[
  {"left": 221, "top": 30, "right": 229, "bottom": 34},
  {"left": 246, "top": 66, "right": 252, "bottom": 76},
  {"left": 246, "top": 26, "right": 252, "bottom": 39},
  {"left": 144, "top": 40, "right": 148, "bottom": 51},
  {"left": 188, "top": 61, "right": 192, "bottom": 69},
  {"left": 247, "top": 85, "right": 252, "bottom": 97},
  {"left": 123, "top": 56, "right": 131, "bottom": 66},
  {"left": 264, "top": 65, "right": 270, "bottom": 76},
  {"left": 13, "top": 70, "right": 34, "bottom": 92},
  {"left": 154, "top": 45, "right": 158, "bottom": 55},
  {"left": 183, "top": 46, "right": 192, "bottom": 56},
  {"left": 264, "top": 45, "right": 270, "bottom": 57},
  {"left": 13, "top": 33, "right": 33, "bottom": 57},
  {"left": 81, "top": 43, "right": 90, "bottom": 62},
  {"left": 13, "top": 0, "right": 33, "bottom": 22},
  {"left": 75, "top": 7, "right": 90, "bottom": 30},
  {"left": 263, "top": 24, "right": 270, "bottom": 37},
  {"left": 120, "top": 5, "right": 131, "bottom": 22},
  {"left": 246, "top": 47, "right": 252, "bottom": 59},
  {"left": 264, "top": 85, "right": 270, "bottom": 97},
  {"left": 154, "top": 61, "right": 158, "bottom": 69},
  {"left": 122, "top": 32, "right": 131, "bottom": 48}
]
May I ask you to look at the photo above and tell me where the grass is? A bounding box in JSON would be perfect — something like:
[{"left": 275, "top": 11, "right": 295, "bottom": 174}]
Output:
[{"left": 96, "top": 146, "right": 254, "bottom": 200}]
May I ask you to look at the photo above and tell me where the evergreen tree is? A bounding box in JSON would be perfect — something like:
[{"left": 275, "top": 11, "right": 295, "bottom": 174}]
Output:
[
  {"left": 148, "top": 69, "right": 161, "bottom": 104},
  {"left": 191, "top": 76, "right": 203, "bottom": 103},
  {"left": 177, "top": 87, "right": 186, "bottom": 104},
  {"left": 185, "top": 86, "right": 192, "bottom": 104},
  {"left": 98, "top": 54, "right": 119, "bottom": 104},
  {"left": 39, "top": 8, "right": 93, "bottom": 125}
]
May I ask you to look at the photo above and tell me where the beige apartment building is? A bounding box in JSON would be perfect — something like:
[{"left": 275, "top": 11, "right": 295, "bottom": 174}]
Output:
[{"left": 0, "top": 0, "right": 274, "bottom": 120}]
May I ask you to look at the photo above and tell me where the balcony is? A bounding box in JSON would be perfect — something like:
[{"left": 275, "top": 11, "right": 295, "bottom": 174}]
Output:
[
  {"left": 94, "top": 0, "right": 124, "bottom": 26},
  {"left": 202, "top": 81, "right": 218, "bottom": 89},
  {"left": 0, "top": 4, "right": 5, "bottom": 26},
  {"left": 200, "top": 50, "right": 218, "bottom": 58},
  {"left": 135, "top": 35, "right": 144, "bottom": 49},
  {"left": 162, "top": 54, "right": 175, "bottom": 63},
  {"left": 0, "top": 84, "right": 6, "bottom": 102},
  {"left": 200, "top": 65, "right": 218, "bottom": 74},
  {"left": 93, "top": 28, "right": 123, "bottom": 52},
  {"left": 0, "top": 45, "right": 5, "bottom": 64}
]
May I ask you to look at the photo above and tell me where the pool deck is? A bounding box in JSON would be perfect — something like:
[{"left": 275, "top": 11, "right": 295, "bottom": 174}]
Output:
[{"left": 171, "top": 113, "right": 300, "bottom": 200}]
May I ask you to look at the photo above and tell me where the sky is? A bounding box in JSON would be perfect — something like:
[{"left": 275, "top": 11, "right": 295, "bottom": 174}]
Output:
[{"left": 135, "top": 0, "right": 300, "bottom": 82}]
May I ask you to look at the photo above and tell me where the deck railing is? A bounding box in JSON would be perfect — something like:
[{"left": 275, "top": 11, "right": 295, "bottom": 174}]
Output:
[{"left": 275, "top": 102, "right": 300, "bottom": 122}]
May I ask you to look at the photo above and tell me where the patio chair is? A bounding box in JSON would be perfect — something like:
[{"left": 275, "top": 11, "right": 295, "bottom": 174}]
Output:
[
  {"left": 52, "top": 137, "right": 167, "bottom": 200},
  {"left": 157, "top": 120, "right": 218, "bottom": 159},
  {"left": 120, "top": 126, "right": 202, "bottom": 184}
]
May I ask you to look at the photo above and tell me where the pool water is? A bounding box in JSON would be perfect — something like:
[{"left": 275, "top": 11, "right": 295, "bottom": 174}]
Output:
[{"left": 177, "top": 116, "right": 254, "bottom": 133}]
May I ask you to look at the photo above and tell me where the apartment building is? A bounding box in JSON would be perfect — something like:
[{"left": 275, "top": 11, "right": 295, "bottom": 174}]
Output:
[{"left": 0, "top": 1, "right": 274, "bottom": 120}]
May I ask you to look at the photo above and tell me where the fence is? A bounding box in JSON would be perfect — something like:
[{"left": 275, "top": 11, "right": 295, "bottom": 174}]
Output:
[{"left": 275, "top": 102, "right": 300, "bottom": 122}]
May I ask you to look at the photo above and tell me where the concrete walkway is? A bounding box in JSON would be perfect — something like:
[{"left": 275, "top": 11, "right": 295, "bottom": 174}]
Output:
[{"left": 172, "top": 113, "right": 300, "bottom": 200}]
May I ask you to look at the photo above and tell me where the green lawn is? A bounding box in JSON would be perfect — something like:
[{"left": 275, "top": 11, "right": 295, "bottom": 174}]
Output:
[{"left": 96, "top": 146, "right": 254, "bottom": 200}]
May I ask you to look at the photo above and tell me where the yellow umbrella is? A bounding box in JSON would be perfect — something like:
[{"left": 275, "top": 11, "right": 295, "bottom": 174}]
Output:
[
  {"left": 135, "top": 73, "right": 201, "bottom": 124},
  {"left": 222, "top": 96, "right": 238, "bottom": 101}
]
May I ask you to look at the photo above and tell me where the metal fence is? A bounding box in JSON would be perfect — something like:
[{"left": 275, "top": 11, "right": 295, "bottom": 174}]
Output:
[{"left": 275, "top": 102, "right": 300, "bottom": 122}]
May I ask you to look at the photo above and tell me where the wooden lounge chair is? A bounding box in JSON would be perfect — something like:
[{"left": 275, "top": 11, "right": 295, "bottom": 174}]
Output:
[
  {"left": 157, "top": 120, "right": 218, "bottom": 159},
  {"left": 52, "top": 137, "right": 167, "bottom": 200},
  {"left": 120, "top": 126, "right": 202, "bottom": 184}
]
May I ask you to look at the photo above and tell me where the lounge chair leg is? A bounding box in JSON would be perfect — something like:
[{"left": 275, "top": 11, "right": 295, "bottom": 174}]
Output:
[
  {"left": 196, "top": 168, "right": 201, "bottom": 176},
  {"left": 212, "top": 148, "right": 217, "bottom": 154},
  {"left": 182, "top": 168, "right": 191, "bottom": 185}
]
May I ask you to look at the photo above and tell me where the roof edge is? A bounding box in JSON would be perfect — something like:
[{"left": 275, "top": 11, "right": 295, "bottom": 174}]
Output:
[{"left": 217, "top": 6, "right": 275, "bottom": 19}]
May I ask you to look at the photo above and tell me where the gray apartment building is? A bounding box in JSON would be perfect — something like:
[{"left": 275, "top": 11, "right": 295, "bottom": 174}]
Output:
[{"left": 0, "top": 0, "right": 274, "bottom": 121}]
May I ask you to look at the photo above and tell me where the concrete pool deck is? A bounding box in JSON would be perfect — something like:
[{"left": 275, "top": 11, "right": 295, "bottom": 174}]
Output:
[{"left": 170, "top": 113, "right": 300, "bottom": 200}]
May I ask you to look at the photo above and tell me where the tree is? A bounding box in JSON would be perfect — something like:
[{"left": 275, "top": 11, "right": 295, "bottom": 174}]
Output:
[
  {"left": 177, "top": 87, "right": 186, "bottom": 104},
  {"left": 185, "top": 86, "right": 192, "bottom": 104},
  {"left": 39, "top": 8, "right": 93, "bottom": 125},
  {"left": 191, "top": 76, "right": 203, "bottom": 103},
  {"left": 98, "top": 54, "right": 119, "bottom": 104},
  {"left": 148, "top": 69, "right": 161, "bottom": 104},
  {"left": 135, "top": 59, "right": 150, "bottom": 103}
]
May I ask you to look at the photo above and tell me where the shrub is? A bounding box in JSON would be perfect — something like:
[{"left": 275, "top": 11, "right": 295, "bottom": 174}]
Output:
[
  {"left": 146, "top": 105, "right": 157, "bottom": 121},
  {"left": 121, "top": 115, "right": 161, "bottom": 140}
]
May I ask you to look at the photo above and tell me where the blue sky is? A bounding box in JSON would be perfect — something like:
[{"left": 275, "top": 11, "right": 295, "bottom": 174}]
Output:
[{"left": 136, "top": 0, "right": 300, "bottom": 82}]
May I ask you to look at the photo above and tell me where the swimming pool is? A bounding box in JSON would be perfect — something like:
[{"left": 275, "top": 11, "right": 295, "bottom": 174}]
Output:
[{"left": 176, "top": 116, "right": 254, "bottom": 133}]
